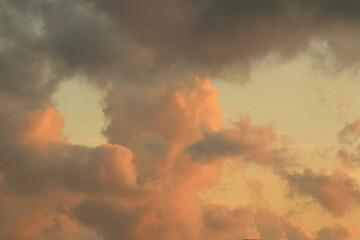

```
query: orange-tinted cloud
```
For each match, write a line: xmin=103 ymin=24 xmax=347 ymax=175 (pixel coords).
xmin=3 ymin=75 xmax=358 ymax=239
xmin=102 ymin=77 xmax=222 ymax=149
xmin=0 ymin=79 xmax=224 ymax=239
xmin=1 ymin=75 xmax=359 ymax=240
xmin=255 ymin=208 xmax=314 ymax=240
xmin=280 ymin=168 xmax=360 ymax=217
xmin=102 ymin=77 xmax=223 ymax=183
xmin=0 ymin=78 xmax=306 ymax=240
xmin=16 ymin=105 xmax=67 ymax=146
xmin=201 ymin=203 xmax=257 ymax=240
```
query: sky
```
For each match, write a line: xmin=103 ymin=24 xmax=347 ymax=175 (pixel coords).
xmin=2 ymin=0 xmax=360 ymax=240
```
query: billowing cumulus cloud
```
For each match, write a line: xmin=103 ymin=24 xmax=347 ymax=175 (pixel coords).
xmin=16 ymin=105 xmax=67 ymax=146
xmin=0 ymin=79 xmax=237 ymax=239
xmin=0 ymin=104 xmax=137 ymax=196
xmin=100 ymin=77 xmax=223 ymax=185
xmin=1 ymin=78 xmax=352 ymax=240
xmin=102 ymin=77 xmax=222 ymax=150
xmin=280 ymin=169 xmax=360 ymax=217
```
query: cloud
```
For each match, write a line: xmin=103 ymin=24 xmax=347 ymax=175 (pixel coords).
xmin=316 ymin=223 xmax=354 ymax=240
xmin=0 ymin=197 xmax=101 ymax=240
xmin=72 ymin=200 xmax=140 ymax=240
xmin=0 ymin=144 xmax=138 ymax=197
xmin=102 ymin=76 xmax=222 ymax=151
xmin=0 ymin=104 xmax=138 ymax=196
xmin=338 ymin=118 xmax=360 ymax=144
xmin=336 ymin=146 xmax=360 ymax=168
xmin=201 ymin=203 xmax=257 ymax=240
xmin=337 ymin=148 xmax=354 ymax=167
xmin=2 ymin=1 xmax=360 ymax=239
xmin=92 ymin=0 xmax=360 ymax=74
xmin=336 ymin=119 xmax=360 ymax=167
xmin=3 ymin=80 xmax=349 ymax=239
xmin=255 ymin=208 xmax=314 ymax=240
xmin=0 ymin=81 xmax=315 ymax=240
xmin=279 ymin=168 xmax=360 ymax=217
xmin=0 ymin=104 xmax=138 ymax=239
xmin=16 ymin=105 xmax=67 ymax=146
xmin=186 ymin=113 xmax=293 ymax=167
xmin=0 ymin=82 xmax=222 ymax=239
xmin=3 ymin=0 xmax=360 ymax=110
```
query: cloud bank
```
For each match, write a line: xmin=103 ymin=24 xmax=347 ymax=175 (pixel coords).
xmin=1 ymin=0 xmax=360 ymax=239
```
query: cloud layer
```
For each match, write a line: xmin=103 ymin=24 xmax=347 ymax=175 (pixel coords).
xmin=1 ymin=0 xmax=360 ymax=239
xmin=3 ymin=0 xmax=360 ymax=108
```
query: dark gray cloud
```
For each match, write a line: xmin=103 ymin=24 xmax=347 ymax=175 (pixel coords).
xmin=2 ymin=0 xmax=360 ymax=108
xmin=186 ymin=114 xmax=292 ymax=167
